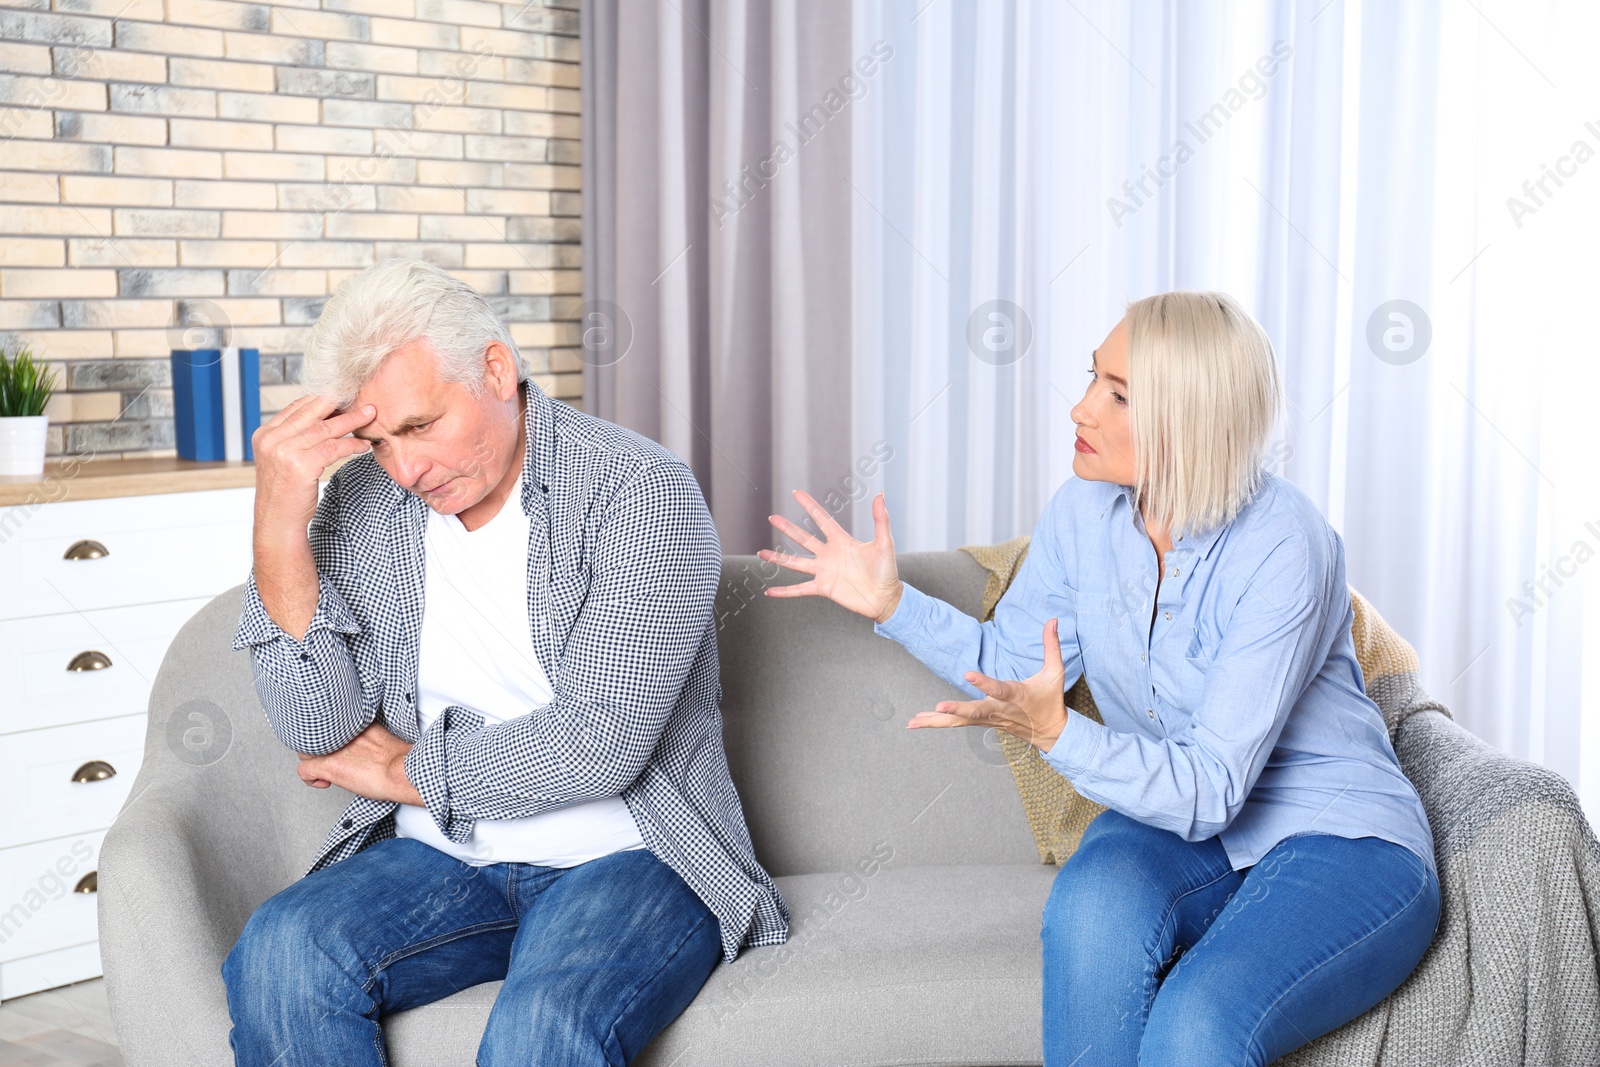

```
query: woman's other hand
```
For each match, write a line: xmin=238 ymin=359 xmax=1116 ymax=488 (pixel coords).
xmin=759 ymin=490 xmax=903 ymax=623
xmin=907 ymin=619 xmax=1071 ymax=754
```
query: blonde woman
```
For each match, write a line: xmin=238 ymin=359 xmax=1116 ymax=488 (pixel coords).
xmin=759 ymin=292 xmax=1439 ymax=1066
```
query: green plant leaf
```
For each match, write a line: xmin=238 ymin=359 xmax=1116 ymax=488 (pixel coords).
xmin=0 ymin=341 xmax=59 ymax=418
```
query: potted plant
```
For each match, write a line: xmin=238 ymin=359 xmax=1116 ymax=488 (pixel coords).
xmin=0 ymin=342 xmax=59 ymax=476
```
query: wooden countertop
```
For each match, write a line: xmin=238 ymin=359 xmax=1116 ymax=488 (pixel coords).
xmin=0 ymin=454 xmax=355 ymax=506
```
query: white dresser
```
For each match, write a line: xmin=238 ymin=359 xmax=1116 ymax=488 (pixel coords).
xmin=0 ymin=463 xmax=262 ymax=1000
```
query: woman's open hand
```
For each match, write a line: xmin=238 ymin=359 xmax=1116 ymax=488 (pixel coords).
xmin=759 ymin=490 xmax=903 ymax=623
xmin=907 ymin=619 xmax=1071 ymax=754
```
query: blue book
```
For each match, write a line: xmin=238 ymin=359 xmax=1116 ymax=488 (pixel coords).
xmin=171 ymin=348 xmax=224 ymax=461
xmin=172 ymin=347 xmax=262 ymax=461
xmin=239 ymin=348 xmax=260 ymax=460
xmin=222 ymin=347 xmax=261 ymax=462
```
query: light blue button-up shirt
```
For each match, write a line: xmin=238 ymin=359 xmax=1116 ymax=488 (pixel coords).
xmin=875 ymin=469 xmax=1436 ymax=878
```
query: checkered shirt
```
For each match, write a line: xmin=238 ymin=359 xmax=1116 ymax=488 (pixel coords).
xmin=232 ymin=376 xmax=791 ymax=963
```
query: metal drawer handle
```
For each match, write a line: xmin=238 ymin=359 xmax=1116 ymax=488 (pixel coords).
xmin=63 ymin=539 xmax=110 ymax=560
xmin=71 ymin=760 xmax=117 ymax=783
xmin=75 ymin=871 xmax=97 ymax=894
xmin=67 ymin=650 xmax=113 ymax=672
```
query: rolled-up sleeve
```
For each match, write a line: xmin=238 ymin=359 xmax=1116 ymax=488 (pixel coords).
xmin=1042 ymin=537 xmax=1327 ymax=842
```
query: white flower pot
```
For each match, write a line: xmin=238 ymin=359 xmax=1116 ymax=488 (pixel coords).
xmin=0 ymin=414 xmax=49 ymax=476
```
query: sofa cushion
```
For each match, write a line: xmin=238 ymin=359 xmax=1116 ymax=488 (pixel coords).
xmin=716 ymin=552 xmax=1040 ymax=878
xmin=382 ymin=863 xmax=1058 ymax=1066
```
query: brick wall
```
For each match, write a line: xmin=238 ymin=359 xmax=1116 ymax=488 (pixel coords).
xmin=0 ymin=0 xmax=582 ymax=460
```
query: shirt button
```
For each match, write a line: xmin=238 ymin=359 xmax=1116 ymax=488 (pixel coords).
xmin=299 ymin=652 xmax=309 ymax=662
xmin=1147 ymin=708 xmax=1155 ymax=719
xmin=1140 ymin=652 xmax=1146 ymax=662
xmin=1169 ymin=566 xmax=1179 ymax=577
xmin=341 ymin=818 xmax=353 ymax=829
xmin=1163 ymin=610 xmax=1172 ymax=621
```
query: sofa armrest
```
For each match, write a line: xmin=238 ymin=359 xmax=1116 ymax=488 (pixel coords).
xmin=99 ymin=585 xmax=364 ymax=1067
xmin=1355 ymin=709 xmax=1600 ymax=1067
xmin=1395 ymin=709 xmax=1600 ymax=863
xmin=99 ymin=774 xmax=250 ymax=1067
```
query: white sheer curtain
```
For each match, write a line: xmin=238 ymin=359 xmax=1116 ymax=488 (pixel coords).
xmin=849 ymin=0 xmax=1600 ymax=824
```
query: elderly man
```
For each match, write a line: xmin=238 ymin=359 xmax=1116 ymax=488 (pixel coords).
xmin=222 ymin=258 xmax=789 ymax=1067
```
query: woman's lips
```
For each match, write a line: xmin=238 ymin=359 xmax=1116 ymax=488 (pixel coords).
xmin=1074 ymin=434 xmax=1097 ymax=455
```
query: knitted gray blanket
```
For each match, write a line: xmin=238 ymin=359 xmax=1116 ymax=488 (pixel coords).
xmin=1281 ymin=699 xmax=1600 ymax=1065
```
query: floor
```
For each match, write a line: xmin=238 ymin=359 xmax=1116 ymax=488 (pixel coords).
xmin=0 ymin=979 xmax=123 ymax=1066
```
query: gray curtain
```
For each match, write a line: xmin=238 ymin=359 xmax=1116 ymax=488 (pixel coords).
xmin=581 ymin=0 xmax=855 ymax=554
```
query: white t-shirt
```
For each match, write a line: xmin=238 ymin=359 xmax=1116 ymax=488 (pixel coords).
xmin=392 ymin=463 xmax=647 ymax=867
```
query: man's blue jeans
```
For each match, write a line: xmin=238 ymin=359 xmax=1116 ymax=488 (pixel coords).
xmin=220 ymin=836 xmax=722 ymax=1066
xmin=1041 ymin=809 xmax=1441 ymax=1066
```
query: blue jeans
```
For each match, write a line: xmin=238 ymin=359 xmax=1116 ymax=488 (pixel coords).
xmin=220 ymin=836 xmax=722 ymax=1067
xmin=1041 ymin=809 xmax=1440 ymax=1066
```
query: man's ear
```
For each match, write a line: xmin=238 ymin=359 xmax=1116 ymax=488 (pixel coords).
xmin=485 ymin=341 xmax=521 ymax=400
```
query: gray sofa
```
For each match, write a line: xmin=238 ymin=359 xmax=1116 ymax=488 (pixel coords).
xmin=95 ymin=551 xmax=1600 ymax=1065
xmin=100 ymin=552 xmax=1055 ymax=1066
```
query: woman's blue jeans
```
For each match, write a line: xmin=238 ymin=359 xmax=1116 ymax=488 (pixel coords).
xmin=1041 ymin=809 xmax=1441 ymax=1066
xmin=220 ymin=836 xmax=722 ymax=1067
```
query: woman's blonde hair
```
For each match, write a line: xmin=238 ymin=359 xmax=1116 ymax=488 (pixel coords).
xmin=1124 ymin=290 xmax=1283 ymax=541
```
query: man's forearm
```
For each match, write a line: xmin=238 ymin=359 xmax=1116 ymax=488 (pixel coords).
xmin=235 ymin=533 xmax=370 ymax=754
xmin=254 ymin=527 xmax=320 ymax=644
xmin=296 ymin=721 xmax=425 ymax=805
xmin=233 ymin=468 xmax=371 ymax=758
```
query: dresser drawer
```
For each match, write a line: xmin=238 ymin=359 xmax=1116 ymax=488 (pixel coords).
xmin=0 ymin=715 xmax=146 ymax=850
xmin=0 ymin=941 xmax=103 ymax=1001
xmin=0 ymin=598 xmax=214 ymax=735
xmin=0 ymin=487 xmax=255 ymax=620
xmin=0 ymin=829 xmax=105 ymax=966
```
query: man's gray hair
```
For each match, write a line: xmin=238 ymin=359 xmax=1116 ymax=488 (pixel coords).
xmin=300 ymin=258 xmax=534 ymax=408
